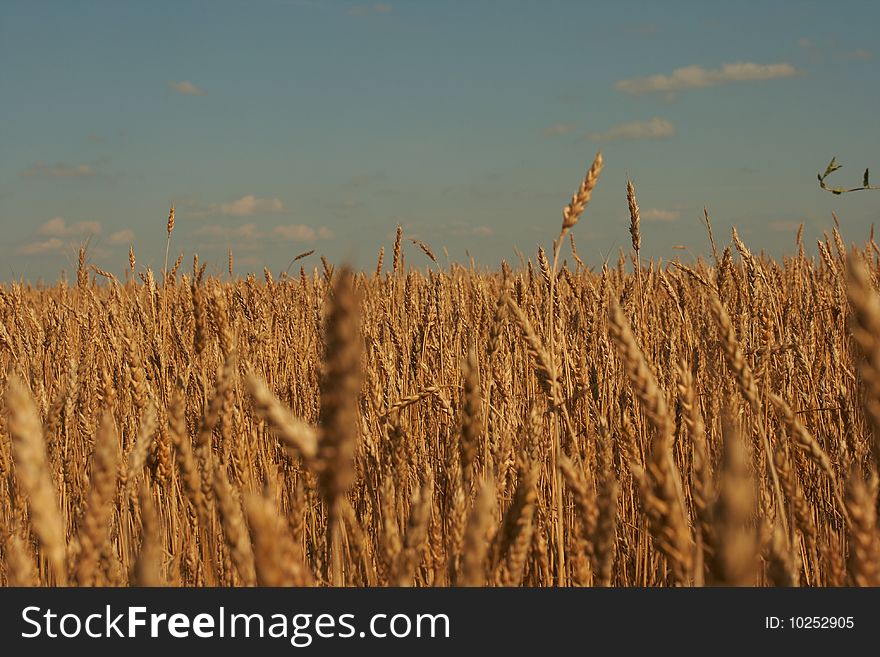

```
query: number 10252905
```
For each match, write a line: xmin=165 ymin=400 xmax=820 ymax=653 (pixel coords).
xmin=765 ymin=616 xmax=854 ymax=629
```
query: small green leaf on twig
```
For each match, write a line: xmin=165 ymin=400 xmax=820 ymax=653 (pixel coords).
xmin=818 ymin=158 xmax=875 ymax=194
xmin=823 ymin=157 xmax=841 ymax=178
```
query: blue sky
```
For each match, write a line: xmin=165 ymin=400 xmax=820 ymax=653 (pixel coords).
xmin=1 ymin=0 xmax=878 ymax=281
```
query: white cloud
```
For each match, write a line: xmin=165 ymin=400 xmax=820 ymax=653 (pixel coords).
xmin=346 ymin=3 xmax=392 ymax=15
xmin=273 ymin=225 xmax=315 ymax=241
xmin=195 ymin=222 xmax=332 ymax=243
xmin=273 ymin=225 xmax=335 ymax=241
xmin=17 ymin=217 xmax=103 ymax=255
xmin=22 ymin=162 xmax=96 ymax=178
xmin=188 ymin=195 xmax=287 ymax=218
xmin=615 ymin=62 xmax=798 ymax=94
xmin=107 ymin=229 xmax=135 ymax=245
xmin=543 ymin=123 xmax=575 ymax=137
xmin=197 ymin=223 xmax=263 ymax=240
xmin=219 ymin=195 xmax=285 ymax=217
xmin=169 ymin=80 xmax=206 ymax=96
xmin=17 ymin=238 xmax=66 ymax=256
xmin=643 ymin=208 xmax=680 ymax=222
xmin=588 ymin=118 xmax=675 ymax=142
xmin=38 ymin=217 xmax=101 ymax=237
xmin=38 ymin=217 xmax=70 ymax=236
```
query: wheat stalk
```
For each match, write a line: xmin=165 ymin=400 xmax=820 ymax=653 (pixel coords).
xmin=7 ymin=374 xmax=68 ymax=585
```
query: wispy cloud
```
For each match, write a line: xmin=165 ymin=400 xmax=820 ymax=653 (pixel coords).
xmin=16 ymin=217 xmax=102 ymax=255
xmin=799 ymin=37 xmax=872 ymax=62
xmin=642 ymin=208 xmax=680 ymax=222
xmin=197 ymin=223 xmax=264 ymax=240
xmin=21 ymin=162 xmax=96 ymax=178
xmin=196 ymin=223 xmax=334 ymax=242
xmin=615 ymin=62 xmax=798 ymax=95
xmin=107 ymin=229 xmax=135 ymax=245
xmin=169 ymin=80 xmax=206 ymax=96
xmin=587 ymin=118 xmax=675 ymax=142
xmin=273 ymin=225 xmax=335 ymax=241
xmin=769 ymin=221 xmax=801 ymax=233
xmin=346 ymin=3 xmax=392 ymax=16
xmin=837 ymin=48 xmax=872 ymax=61
xmin=543 ymin=123 xmax=575 ymax=137
xmin=188 ymin=195 xmax=286 ymax=218
xmin=17 ymin=238 xmax=66 ymax=256
xmin=220 ymin=195 xmax=284 ymax=217
xmin=38 ymin=217 xmax=102 ymax=237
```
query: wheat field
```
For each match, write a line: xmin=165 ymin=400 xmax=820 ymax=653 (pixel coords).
xmin=1 ymin=154 xmax=879 ymax=587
